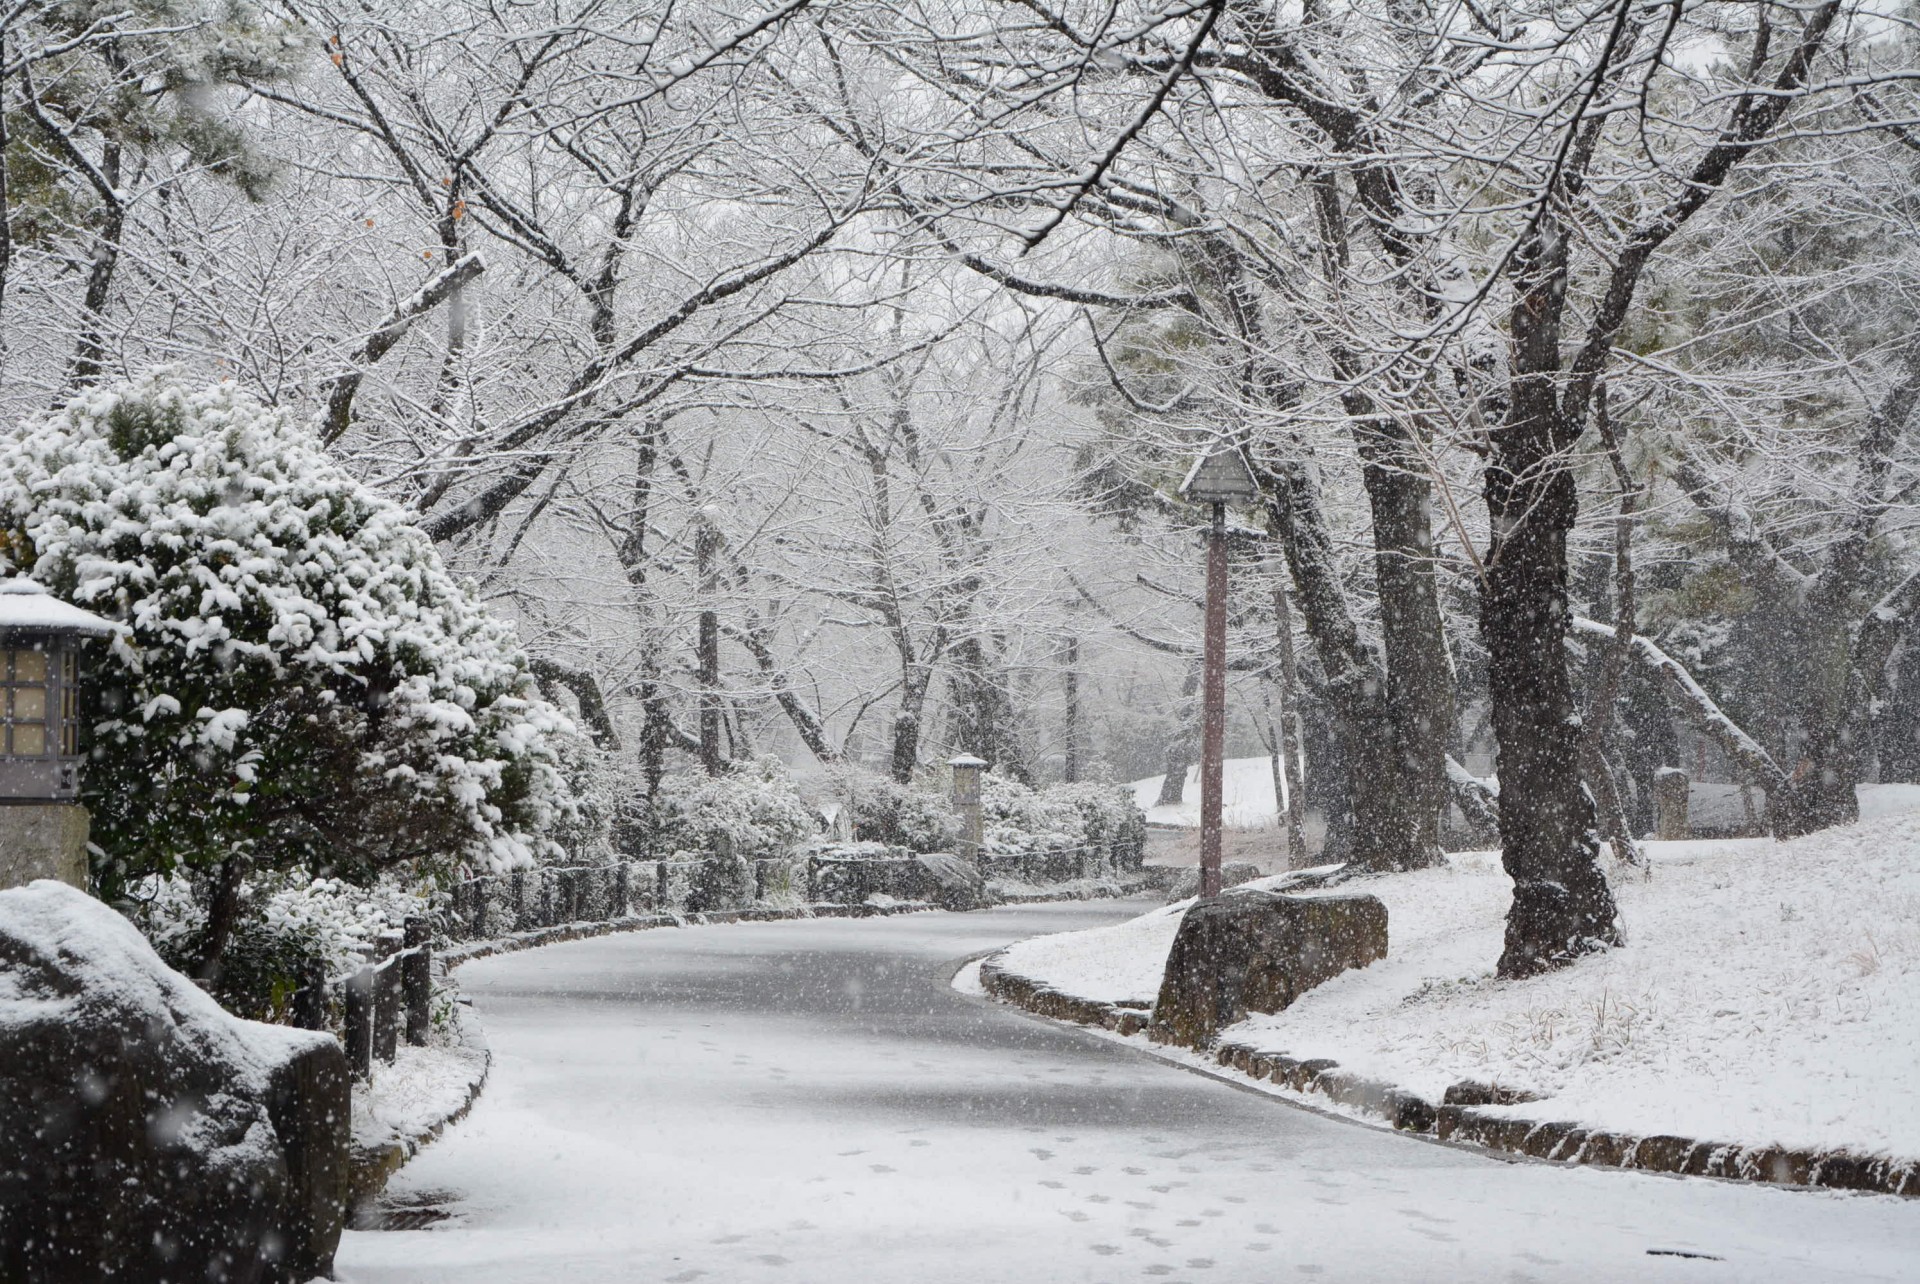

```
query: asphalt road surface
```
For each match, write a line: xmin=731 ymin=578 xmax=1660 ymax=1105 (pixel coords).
xmin=333 ymin=901 xmax=1920 ymax=1283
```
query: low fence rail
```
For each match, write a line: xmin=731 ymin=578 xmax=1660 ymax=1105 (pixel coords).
xmin=288 ymin=915 xmax=434 ymax=1081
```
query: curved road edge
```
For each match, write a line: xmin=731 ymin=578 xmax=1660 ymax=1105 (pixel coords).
xmin=968 ymin=948 xmax=1920 ymax=1201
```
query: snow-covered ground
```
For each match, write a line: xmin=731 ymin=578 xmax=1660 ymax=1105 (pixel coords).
xmin=1129 ymin=756 xmax=1282 ymax=828
xmin=335 ymin=905 xmax=1920 ymax=1282
xmin=1129 ymin=767 xmax=1920 ymax=838
xmin=351 ymin=1005 xmax=490 ymax=1165
xmin=993 ymin=813 xmax=1920 ymax=1161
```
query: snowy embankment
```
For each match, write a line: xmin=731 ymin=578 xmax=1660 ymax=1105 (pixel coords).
xmin=349 ymin=1001 xmax=490 ymax=1209
xmin=1130 ymin=756 xmax=1281 ymax=828
xmin=991 ymin=813 xmax=1920 ymax=1163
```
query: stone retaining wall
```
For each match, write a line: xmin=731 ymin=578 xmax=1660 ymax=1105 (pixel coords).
xmin=978 ymin=953 xmax=1920 ymax=1200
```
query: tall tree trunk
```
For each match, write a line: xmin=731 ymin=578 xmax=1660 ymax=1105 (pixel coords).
xmin=1062 ymin=634 xmax=1081 ymax=783
xmin=695 ymin=519 xmax=723 ymax=775
xmin=1262 ymin=459 xmax=1434 ymax=870
xmin=1356 ymin=424 xmax=1453 ymax=866
xmin=1156 ymin=664 xmax=1200 ymax=806
xmin=890 ymin=667 xmax=930 ymax=784
xmin=1484 ymin=224 xmax=1622 ymax=972
xmin=68 ymin=141 xmax=124 ymax=387
xmin=1877 ymin=637 xmax=1920 ymax=782
xmin=1270 ymin=573 xmax=1309 ymax=864
xmin=193 ymin=856 xmax=249 ymax=983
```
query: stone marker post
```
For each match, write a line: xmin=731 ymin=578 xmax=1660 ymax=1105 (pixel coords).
xmin=1654 ymin=768 xmax=1690 ymax=841
xmin=950 ymin=754 xmax=986 ymax=864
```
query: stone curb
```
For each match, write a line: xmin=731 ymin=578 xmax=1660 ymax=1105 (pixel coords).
xmin=977 ymin=953 xmax=1920 ymax=1200
xmin=346 ymin=1005 xmax=492 ymax=1212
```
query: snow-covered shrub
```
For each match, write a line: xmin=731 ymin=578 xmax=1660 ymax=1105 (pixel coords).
xmin=650 ymin=756 xmax=820 ymax=859
xmin=123 ymin=870 xmax=432 ymax=1020
xmin=981 ymin=773 xmax=1087 ymax=854
xmin=1049 ymin=781 xmax=1149 ymax=867
xmin=979 ymin=774 xmax=1145 ymax=861
xmin=0 ymin=372 xmax=575 ymax=899
xmin=832 ymin=769 xmax=960 ymax=853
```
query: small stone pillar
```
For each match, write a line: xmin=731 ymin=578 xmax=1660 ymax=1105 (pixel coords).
xmin=0 ymin=803 xmax=89 ymax=889
xmin=1654 ymin=767 xmax=1690 ymax=841
xmin=949 ymin=754 xmax=986 ymax=863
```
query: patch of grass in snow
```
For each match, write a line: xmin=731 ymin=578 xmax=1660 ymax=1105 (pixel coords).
xmin=1430 ymin=986 xmax=1661 ymax=1078
xmin=1399 ymin=972 xmax=1495 ymax=1007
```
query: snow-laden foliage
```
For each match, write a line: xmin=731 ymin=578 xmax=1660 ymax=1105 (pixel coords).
xmin=650 ymin=756 xmax=821 ymax=860
xmin=123 ymin=869 xmax=431 ymax=1019
xmin=0 ymin=372 xmax=575 ymax=894
xmin=980 ymin=774 xmax=1147 ymax=858
xmin=981 ymin=773 xmax=1084 ymax=854
xmin=832 ymin=769 xmax=961 ymax=854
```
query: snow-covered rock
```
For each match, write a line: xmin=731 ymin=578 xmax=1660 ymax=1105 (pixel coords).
xmin=0 ymin=881 xmax=348 ymax=1283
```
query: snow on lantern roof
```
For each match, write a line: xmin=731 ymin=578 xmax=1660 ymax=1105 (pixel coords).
xmin=0 ymin=579 xmax=117 ymax=638
xmin=948 ymin=754 xmax=988 ymax=768
xmin=1179 ymin=442 xmax=1259 ymax=504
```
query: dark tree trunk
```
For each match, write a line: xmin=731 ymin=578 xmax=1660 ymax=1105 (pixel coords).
xmin=1482 ymin=308 xmax=1621 ymax=973
xmin=947 ymin=635 xmax=1028 ymax=781
xmin=890 ymin=665 xmax=932 ymax=784
xmin=1877 ymin=638 xmax=1920 ymax=782
xmin=1156 ymin=665 xmax=1200 ymax=806
xmin=1263 ymin=460 xmax=1436 ymax=871
xmin=193 ymin=857 xmax=249 ymax=983
xmin=1062 ymin=635 xmax=1081 ymax=783
xmin=67 ymin=142 xmax=124 ymax=388
xmin=695 ymin=521 xmax=723 ymax=775
xmin=1356 ymin=423 xmax=1453 ymax=866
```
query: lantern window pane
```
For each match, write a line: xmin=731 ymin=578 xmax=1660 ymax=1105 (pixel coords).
xmin=13 ymin=686 xmax=46 ymax=721
xmin=13 ymin=650 xmax=46 ymax=682
xmin=14 ymin=724 xmax=44 ymax=755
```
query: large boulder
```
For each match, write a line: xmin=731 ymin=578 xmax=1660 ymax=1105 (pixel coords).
xmin=913 ymin=852 xmax=992 ymax=910
xmin=1149 ymin=889 xmax=1388 ymax=1049
xmin=0 ymin=880 xmax=349 ymax=1284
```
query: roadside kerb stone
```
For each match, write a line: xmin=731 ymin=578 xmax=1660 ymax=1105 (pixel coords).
xmin=347 ymin=1005 xmax=491 ymax=1214
xmin=977 ymin=951 xmax=1920 ymax=1200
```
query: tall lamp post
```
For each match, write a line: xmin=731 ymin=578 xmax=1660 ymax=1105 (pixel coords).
xmin=1179 ymin=444 xmax=1259 ymax=898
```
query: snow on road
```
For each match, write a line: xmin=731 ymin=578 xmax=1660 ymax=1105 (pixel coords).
xmin=334 ymin=904 xmax=1920 ymax=1283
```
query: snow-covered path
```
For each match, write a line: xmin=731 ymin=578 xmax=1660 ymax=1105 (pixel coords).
xmin=334 ymin=903 xmax=1920 ymax=1283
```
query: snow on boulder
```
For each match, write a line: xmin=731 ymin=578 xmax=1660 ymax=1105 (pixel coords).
xmin=0 ymin=881 xmax=349 ymax=1284
xmin=1150 ymin=890 xmax=1388 ymax=1049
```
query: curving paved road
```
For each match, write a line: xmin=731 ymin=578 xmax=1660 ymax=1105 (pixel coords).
xmin=334 ymin=901 xmax=1920 ymax=1283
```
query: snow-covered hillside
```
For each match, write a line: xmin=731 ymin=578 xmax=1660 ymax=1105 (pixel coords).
xmin=1129 ymin=756 xmax=1285 ymax=828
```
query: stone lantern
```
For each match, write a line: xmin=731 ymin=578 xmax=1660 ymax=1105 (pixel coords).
xmin=0 ymin=578 xmax=116 ymax=890
xmin=949 ymin=754 xmax=987 ymax=863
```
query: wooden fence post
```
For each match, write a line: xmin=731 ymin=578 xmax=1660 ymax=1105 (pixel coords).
xmin=344 ymin=965 xmax=373 ymax=1080
xmin=614 ymin=862 xmax=630 ymax=918
xmin=403 ymin=915 xmax=432 ymax=1047
xmin=290 ymin=954 xmax=327 ymax=1031
xmin=373 ymin=932 xmax=402 ymax=1063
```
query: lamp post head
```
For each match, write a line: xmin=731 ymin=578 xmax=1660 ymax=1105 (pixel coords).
xmin=0 ymin=579 xmax=115 ymax=803
xmin=1179 ymin=443 xmax=1260 ymax=506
